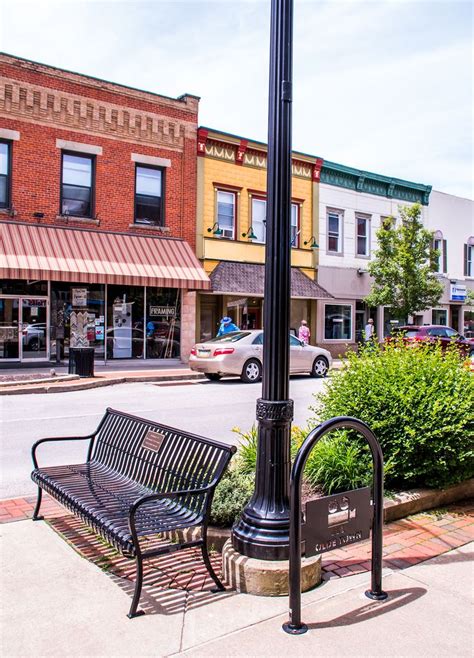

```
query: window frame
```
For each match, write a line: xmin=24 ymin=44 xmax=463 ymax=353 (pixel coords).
xmin=250 ymin=195 xmax=267 ymax=244
xmin=60 ymin=150 xmax=95 ymax=218
xmin=466 ymin=244 xmax=473 ymax=277
xmin=326 ymin=208 xmax=343 ymax=255
xmin=0 ymin=139 xmax=12 ymax=210
xmin=431 ymin=308 xmax=448 ymax=326
xmin=134 ymin=163 xmax=165 ymax=226
xmin=215 ymin=188 xmax=237 ymax=240
xmin=291 ymin=202 xmax=300 ymax=248
xmin=355 ymin=213 xmax=371 ymax=258
xmin=323 ymin=303 xmax=353 ymax=342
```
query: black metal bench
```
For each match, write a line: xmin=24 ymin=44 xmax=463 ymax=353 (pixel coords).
xmin=31 ymin=407 xmax=236 ymax=618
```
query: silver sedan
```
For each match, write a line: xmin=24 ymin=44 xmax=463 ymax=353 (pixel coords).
xmin=189 ymin=330 xmax=332 ymax=383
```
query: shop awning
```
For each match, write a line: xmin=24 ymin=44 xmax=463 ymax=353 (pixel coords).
xmin=0 ymin=221 xmax=210 ymax=290
xmin=210 ymin=261 xmax=333 ymax=299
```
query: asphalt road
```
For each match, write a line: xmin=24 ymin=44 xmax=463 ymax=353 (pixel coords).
xmin=0 ymin=375 xmax=328 ymax=499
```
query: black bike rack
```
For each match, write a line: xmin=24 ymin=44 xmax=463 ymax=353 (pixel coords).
xmin=283 ymin=416 xmax=388 ymax=635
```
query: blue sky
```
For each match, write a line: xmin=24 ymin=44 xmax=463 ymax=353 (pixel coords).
xmin=1 ymin=0 xmax=472 ymax=198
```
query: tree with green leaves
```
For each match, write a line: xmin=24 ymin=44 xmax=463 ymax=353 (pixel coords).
xmin=365 ymin=203 xmax=443 ymax=320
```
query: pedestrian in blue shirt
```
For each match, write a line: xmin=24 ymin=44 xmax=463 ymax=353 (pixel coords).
xmin=217 ymin=316 xmax=239 ymax=336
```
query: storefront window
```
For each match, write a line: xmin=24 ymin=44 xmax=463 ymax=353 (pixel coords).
xmin=432 ymin=309 xmax=447 ymax=326
xmin=463 ymin=310 xmax=474 ymax=339
xmin=324 ymin=304 xmax=352 ymax=340
xmin=383 ymin=308 xmax=407 ymax=337
xmin=51 ymin=283 xmax=105 ymax=359
xmin=146 ymin=289 xmax=181 ymax=358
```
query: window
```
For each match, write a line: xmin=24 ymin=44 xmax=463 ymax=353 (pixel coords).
xmin=251 ymin=197 xmax=266 ymax=243
xmin=0 ymin=140 xmax=11 ymax=209
xmin=432 ymin=309 xmax=447 ymax=326
xmin=356 ymin=214 xmax=370 ymax=256
xmin=445 ymin=327 xmax=460 ymax=339
xmin=433 ymin=237 xmax=447 ymax=273
xmin=217 ymin=190 xmax=236 ymax=239
xmin=291 ymin=203 xmax=299 ymax=247
xmin=324 ymin=304 xmax=352 ymax=340
xmin=135 ymin=165 xmax=163 ymax=225
xmin=427 ymin=327 xmax=447 ymax=338
xmin=327 ymin=210 xmax=342 ymax=253
xmin=61 ymin=152 xmax=94 ymax=217
xmin=249 ymin=198 xmax=299 ymax=245
xmin=464 ymin=244 xmax=473 ymax=277
xmin=290 ymin=334 xmax=302 ymax=346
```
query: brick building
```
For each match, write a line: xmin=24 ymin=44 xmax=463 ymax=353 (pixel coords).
xmin=0 ymin=53 xmax=209 ymax=366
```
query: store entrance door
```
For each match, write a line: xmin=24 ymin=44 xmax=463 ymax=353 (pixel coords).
xmin=20 ymin=298 xmax=49 ymax=361
xmin=0 ymin=298 xmax=20 ymax=361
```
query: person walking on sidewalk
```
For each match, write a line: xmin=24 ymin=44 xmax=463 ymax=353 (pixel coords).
xmin=298 ymin=320 xmax=310 ymax=345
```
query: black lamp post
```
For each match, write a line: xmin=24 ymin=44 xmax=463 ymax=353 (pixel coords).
xmin=232 ymin=0 xmax=294 ymax=561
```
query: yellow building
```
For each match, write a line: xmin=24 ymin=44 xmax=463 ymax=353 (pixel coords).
xmin=195 ymin=127 xmax=332 ymax=342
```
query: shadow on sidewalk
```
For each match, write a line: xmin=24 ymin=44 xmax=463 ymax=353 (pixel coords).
xmin=307 ymin=587 xmax=426 ymax=630
xmin=48 ymin=515 xmax=234 ymax=617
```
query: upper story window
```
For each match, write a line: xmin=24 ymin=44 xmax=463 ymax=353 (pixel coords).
xmin=217 ymin=190 xmax=236 ymax=239
xmin=327 ymin=209 xmax=343 ymax=253
xmin=135 ymin=165 xmax=163 ymax=225
xmin=251 ymin=197 xmax=266 ymax=243
xmin=61 ymin=152 xmax=94 ymax=217
xmin=433 ymin=235 xmax=447 ymax=274
xmin=0 ymin=140 xmax=11 ymax=209
xmin=464 ymin=241 xmax=474 ymax=277
xmin=249 ymin=197 xmax=299 ymax=246
xmin=356 ymin=214 xmax=370 ymax=257
xmin=291 ymin=203 xmax=299 ymax=247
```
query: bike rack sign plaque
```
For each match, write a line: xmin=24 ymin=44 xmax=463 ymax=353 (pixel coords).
xmin=302 ymin=486 xmax=372 ymax=557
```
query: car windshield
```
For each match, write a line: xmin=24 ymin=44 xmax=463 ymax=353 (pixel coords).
xmin=206 ymin=332 xmax=251 ymax=343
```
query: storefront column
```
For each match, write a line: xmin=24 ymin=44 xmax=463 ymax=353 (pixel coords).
xmin=181 ymin=290 xmax=197 ymax=363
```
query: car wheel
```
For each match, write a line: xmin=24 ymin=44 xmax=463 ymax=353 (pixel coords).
xmin=469 ymin=349 xmax=474 ymax=358
xmin=311 ymin=356 xmax=329 ymax=378
xmin=204 ymin=373 xmax=222 ymax=381
xmin=241 ymin=359 xmax=262 ymax=383
xmin=29 ymin=339 xmax=40 ymax=351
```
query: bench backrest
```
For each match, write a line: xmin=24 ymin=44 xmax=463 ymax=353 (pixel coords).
xmin=90 ymin=408 xmax=235 ymax=496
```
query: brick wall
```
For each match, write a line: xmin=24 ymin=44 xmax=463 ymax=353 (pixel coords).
xmin=0 ymin=54 xmax=199 ymax=247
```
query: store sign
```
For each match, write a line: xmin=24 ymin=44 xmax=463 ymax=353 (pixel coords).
xmin=72 ymin=288 xmax=88 ymax=307
xmin=450 ymin=284 xmax=467 ymax=302
xmin=149 ymin=305 xmax=176 ymax=317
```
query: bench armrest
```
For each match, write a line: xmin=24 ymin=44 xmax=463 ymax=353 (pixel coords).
xmin=129 ymin=485 xmax=215 ymax=518
xmin=31 ymin=434 xmax=96 ymax=469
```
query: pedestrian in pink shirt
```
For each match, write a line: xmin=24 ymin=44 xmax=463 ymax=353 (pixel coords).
xmin=298 ymin=320 xmax=310 ymax=345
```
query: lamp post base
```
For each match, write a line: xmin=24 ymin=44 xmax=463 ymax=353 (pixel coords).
xmin=222 ymin=540 xmax=321 ymax=596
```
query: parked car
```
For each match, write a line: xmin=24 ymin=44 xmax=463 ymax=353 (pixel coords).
xmin=388 ymin=325 xmax=474 ymax=357
xmin=189 ymin=330 xmax=333 ymax=382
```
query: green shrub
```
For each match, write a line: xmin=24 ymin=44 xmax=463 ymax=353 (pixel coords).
xmin=310 ymin=340 xmax=474 ymax=489
xmin=304 ymin=432 xmax=373 ymax=494
xmin=210 ymin=467 xmax=254 ymax=527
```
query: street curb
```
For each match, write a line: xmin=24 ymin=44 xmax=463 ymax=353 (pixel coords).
xmin=0 ymin=372 xmax=205 ymax=395
xmin=0 ymin=374 xmax=80 ymax=388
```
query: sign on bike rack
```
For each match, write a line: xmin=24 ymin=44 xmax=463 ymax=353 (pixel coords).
xmin=283 ymin=416 xmax=388 ymax=636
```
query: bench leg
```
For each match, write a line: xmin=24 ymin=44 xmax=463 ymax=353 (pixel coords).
xmin=32 ymin=487 xmax=44 ymax=521
xmin=127 ymin=554 xmax=146 ymax=619
xmin=201 ymin=539 xmax=225 ymax=592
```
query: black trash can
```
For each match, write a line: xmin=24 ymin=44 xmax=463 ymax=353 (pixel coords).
xmin=68 ymin=347 xmax=95 ymax=377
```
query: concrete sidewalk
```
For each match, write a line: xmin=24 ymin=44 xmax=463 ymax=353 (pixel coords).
xmin=1 ymin=517 xmax=472 ymax=657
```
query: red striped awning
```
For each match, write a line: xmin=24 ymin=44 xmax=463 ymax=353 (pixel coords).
xmin=0 ymin=221 xmax=210 ymax=290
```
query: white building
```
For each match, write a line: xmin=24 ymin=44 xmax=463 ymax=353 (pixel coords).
xmin=314 ymin=161 xmax=473 ymax=354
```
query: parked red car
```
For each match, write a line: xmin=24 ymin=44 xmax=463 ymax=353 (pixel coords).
xmin=389 ymin=325 xmax=474 ymax=357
